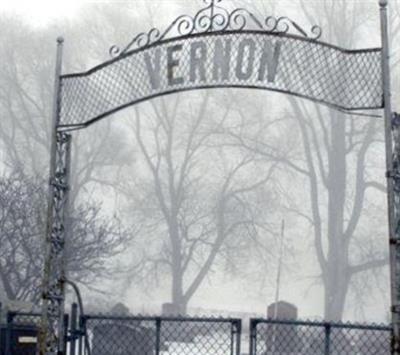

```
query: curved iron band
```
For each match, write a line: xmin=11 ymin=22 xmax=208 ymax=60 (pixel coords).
xmin=62 ymin=30 xmax=382 ymax=79
xmin=59 ymin=30 xmax=383 ymax=130
xmin=57 ymin=85 xmax=383 ymax=131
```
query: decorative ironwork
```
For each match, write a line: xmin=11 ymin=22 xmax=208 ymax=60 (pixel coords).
xmin=39 ymin=132 xmax=71 ymax=355
xmin=390 ymin=113 xmax=400 ymax=342
xmin=40 ymin=0 xmax=396 ymax=354
xmin=60 ymin=32 xmax=382 ymax=128
xmin=109 ymin=0 xmax=322 ymax=57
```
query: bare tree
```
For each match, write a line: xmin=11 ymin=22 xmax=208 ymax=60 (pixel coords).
xmin=230 ymin=0 xmax=389 ymax=321
xmin=0 ymin=172 xmax=129 ymax=305
xmin=120 ymin=91 xmax=278 ymax=314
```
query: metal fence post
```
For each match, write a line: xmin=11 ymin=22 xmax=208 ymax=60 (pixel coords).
xmin=78 ymin=316 xmax=84 ymax=355
xmin=155 ymin=317 xmax=161 ymax=355
xmin=249 ymin=320 xmax=257 ymax=355
xmin=324 ymin=323 xmax=331 ymax=355
xmin=63 ymin=314 xmax=69 ymax=355
xmin=69 ymin=304 xmax=78 ymax=355
xmin=380 ymin=1 xmax=400 ymax=353
xmin=38 ymin=36 xmax=71 ymax=355
xmin=235 ymin=320 xmax=242 ymax=355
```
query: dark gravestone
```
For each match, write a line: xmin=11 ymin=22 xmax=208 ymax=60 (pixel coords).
xmin=265 ymin=301 xmax=300 ymax=354
xmin=91 ymin=323 xmax=154 ymax=355
xmin=267 ymin=301 xmax=298 ymax=320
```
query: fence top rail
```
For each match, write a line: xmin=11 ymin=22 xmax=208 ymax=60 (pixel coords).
xmin=82 ymin=314 xmax=241 ymax=324
xmin=7 ymin=312 xmax=42 ymax=323
xmin=250 ymin=318 xmax=392 ymax=331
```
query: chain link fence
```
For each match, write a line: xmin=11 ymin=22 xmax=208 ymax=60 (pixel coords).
xmin=249 ymin=318 xmax=391 ymax=355
xmin=0 ymin=310 xmax=392 ymax=355
xmin=79 ymin=314 xmax=241 ymax=355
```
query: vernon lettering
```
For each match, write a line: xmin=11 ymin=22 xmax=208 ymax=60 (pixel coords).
xmin=144 ymin=37 xmax=282 ymax=90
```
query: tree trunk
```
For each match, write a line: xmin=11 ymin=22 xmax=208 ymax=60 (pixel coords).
xmin=169 ymin=215 xmax=187 ymax=315
xmin=171 ymin=264 xmax=187 ymax=315
xmin=323 ymin=257 xmax=350 ymax=321
xmin=324 ymin=116 xmax=349 ymax=321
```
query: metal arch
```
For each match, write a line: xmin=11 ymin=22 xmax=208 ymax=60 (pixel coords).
xmin=39 ymin=1 xmax=400 ymax=355
xmin=56 ymin=0 xmax=383 ymax=129
xmin=58 ymin=30 xmax=382 ymax=128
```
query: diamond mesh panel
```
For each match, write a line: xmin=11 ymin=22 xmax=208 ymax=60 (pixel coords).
xmin=59 ymin=32 xmax=382 ymax=127
xmin=252 ymin=319 xmax=391 ymax=355
xmin=161 ymin=319 xmax=234 ymax=355
xmin=9 ymin=313 xmax=41 ymax=327
xmin=83 ymin=317 xmax=156 ymax=355
xmin=82 ymin=315 xmax=239 ymax=355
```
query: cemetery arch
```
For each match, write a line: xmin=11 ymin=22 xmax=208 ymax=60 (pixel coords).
xmin=38 ymin=0 xmax=400 ymax=354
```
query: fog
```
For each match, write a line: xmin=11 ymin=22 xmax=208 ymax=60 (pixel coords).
xmin=0 ymin=0 xmax=399 ymax=324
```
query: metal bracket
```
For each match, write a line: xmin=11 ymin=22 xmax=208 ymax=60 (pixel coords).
xmin=66 ymin=329 xmax=85 ymax=342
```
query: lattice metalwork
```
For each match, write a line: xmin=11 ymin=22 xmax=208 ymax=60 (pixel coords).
xmin=80 ymin=315 xmax=241 ymax=355
xmin=8 ymin=312 xmax=42 ymax=327
xmin=58 ymin=0 xmax=382 ymax=129
xmin=250 ymin=318 xmax=391 ymax=355
xmin=390 ymin=113 xmax=400 ymax=346
xmin=39 ymin=132 xmax=71 ymax=355
xmin=39 ymin=1 xmax=396 ymax=354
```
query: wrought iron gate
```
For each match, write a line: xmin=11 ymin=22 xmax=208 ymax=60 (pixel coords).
xmin=2 ymin=309 xmax=395 ymax=355
xmin=78 ymin=315 xmax=241 ymax=355
xmin=37 ymin=0 xmax=400 ymax=354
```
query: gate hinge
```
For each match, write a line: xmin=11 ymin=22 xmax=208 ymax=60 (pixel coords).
xmin=391 ymin=305 xmax=400 ymax=313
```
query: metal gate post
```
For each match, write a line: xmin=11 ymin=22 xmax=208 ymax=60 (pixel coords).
xmin=38 ymin=36 xmax=72 ymax=355
xmin=380 ymin=1 xmax=400 ymax=354
xmin=155 ymin=318 xmax=161 ymax=355
xmin=234 ymin=320 xmax=242 ymax=355
xmin=249 ymin=320 xmax=257 ymax=355
xmin=324 ymin=323 xmax=331 ymax=355
xmin=69 ymin=303 xmax=78 ymax=355
xmin=38 ymin=130 xmax=72 ymax=355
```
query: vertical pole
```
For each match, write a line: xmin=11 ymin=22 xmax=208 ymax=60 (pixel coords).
xmin=155 ymin=318 xmax=161 ymax=355
xmin=63 ymin=315 xmax=70 ymax=355
xmin=235 ymin=320 xmax=241 ymax=355
xmin=273 ymin=220 xmax=285 ymax=319
xmin=69 ymin=303 xmax=78 ymax=355
xmin=324 ymin=323 xmax=331 ymax=355
xmin=249 ymin=320 xmax=256 ymax=355
xmin=78 ymin=317 xmax=83 ymax=355
xmin=380 ymin=1 xmax=400 ymax=354
xmin=38 ymin=36 xmax=69 ymax=355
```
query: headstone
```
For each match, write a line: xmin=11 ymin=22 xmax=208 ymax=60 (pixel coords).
xmin=267 ymin=301 xmax=297 ymax=320
xmin=265 ymin=301 xmax=299 ymax=354
xmin=92 ymin=323 xmax=153 ymax=355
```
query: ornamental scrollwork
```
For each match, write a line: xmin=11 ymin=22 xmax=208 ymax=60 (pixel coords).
xmin=109 ymin=0 xmax=322 ymax=57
